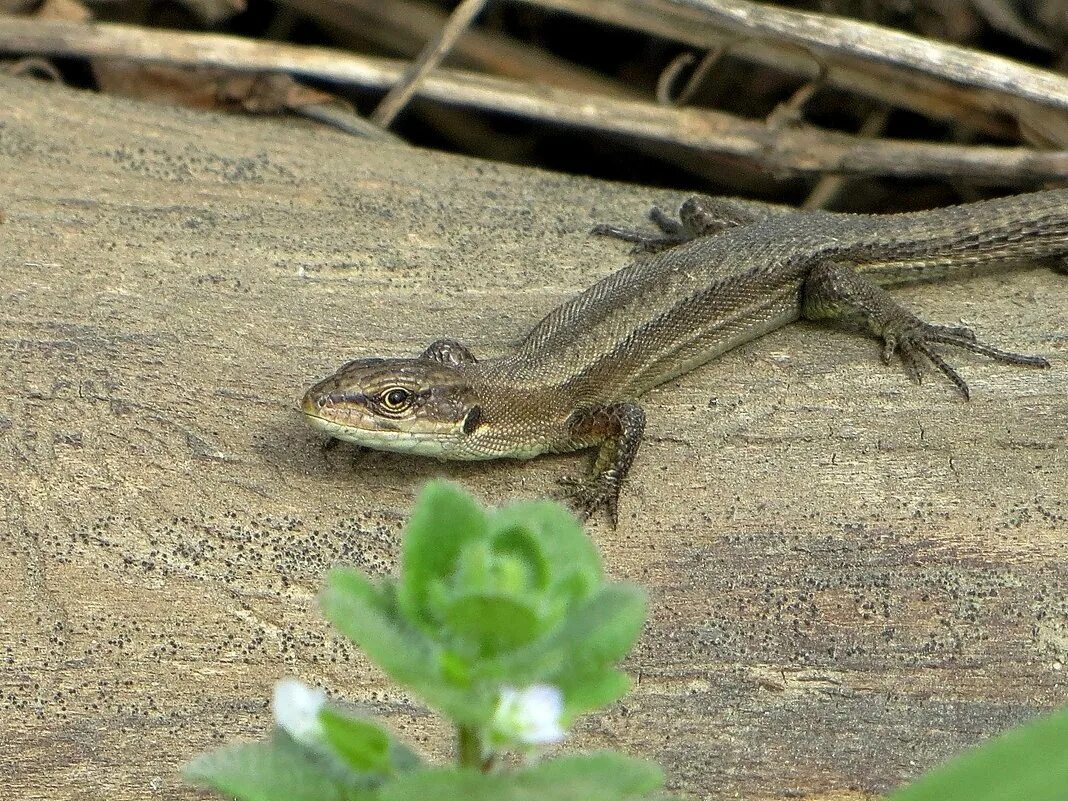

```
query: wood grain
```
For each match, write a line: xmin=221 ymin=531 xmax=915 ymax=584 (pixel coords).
xmin=0 ymin=75 xmax=1065 ymax=801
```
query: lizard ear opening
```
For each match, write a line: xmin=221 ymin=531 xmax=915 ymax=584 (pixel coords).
xmin=422 ymin=338 xmax=478 ymax=367
xmin=462 ymin=405 xmax=482 ymax=434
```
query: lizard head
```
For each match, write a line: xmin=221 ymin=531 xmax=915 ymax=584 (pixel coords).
xmin=301 ymin=340 xmax=484 ymax=458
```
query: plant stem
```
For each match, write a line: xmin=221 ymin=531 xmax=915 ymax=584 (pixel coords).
xmin=458 ymin=725 xmax=483 ymax=769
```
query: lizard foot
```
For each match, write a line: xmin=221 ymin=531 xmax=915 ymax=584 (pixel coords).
xmin=592 ymin=195 xmax=796 ymax=253
xmin=555 ymin=475 xmax=621 ymax=527
xmin=882 ymin=320 xmax=1050 ymax=399
xmin=802 ymin=261 xmax=1052 ymax=400
xmin=591 ymin=207 xmax=690 ymax=253
xmin=559 ymin=402 xmax=643 ymax=527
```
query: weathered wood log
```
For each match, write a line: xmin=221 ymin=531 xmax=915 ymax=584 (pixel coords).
xmin=1 ymin=74 xmax=1065 ymax=800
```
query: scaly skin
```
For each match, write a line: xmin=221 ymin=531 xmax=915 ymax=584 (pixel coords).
xmin=303 ymin=190 xmax=1068 ymax=523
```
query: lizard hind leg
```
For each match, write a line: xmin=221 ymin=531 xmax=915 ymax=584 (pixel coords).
xmin=558 ymin=402 xmax=646 ymax=526
xmin=802 ymin=261 xmax=1050 ymax=399
xmin=591 ymin=195 xmax=795 ymax=253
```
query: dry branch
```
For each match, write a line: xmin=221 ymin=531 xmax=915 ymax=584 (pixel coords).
xmin=524 ymin=0 xmax=1068 ymax=135
xmin=2 ymin=18 xmax=1066 ymax=185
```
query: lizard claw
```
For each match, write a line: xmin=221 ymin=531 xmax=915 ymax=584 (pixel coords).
xmin=803 ymin=261 xmax=1050 ymax=401
xmin=555 ymin=475 xmax=621 ymax=527
xmin=590 ymin=223 xmax=689 ymax=254
xmin=881 ymin=336 xmax=898 ymax=365
xmin=883 ymin=320 xmax=1049 ymax=399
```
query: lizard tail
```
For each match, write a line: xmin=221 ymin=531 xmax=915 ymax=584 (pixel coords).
xmin=851 ymin=188 xmax=1068 ymax=286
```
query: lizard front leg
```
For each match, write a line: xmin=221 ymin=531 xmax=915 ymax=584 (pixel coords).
xmin=592 ymin=195 xmax=797 ymax=252
xmin=560 ymin=403 xmax=646 ymax=525
xmin=802 ymin=261 xmax=1050 ymax=398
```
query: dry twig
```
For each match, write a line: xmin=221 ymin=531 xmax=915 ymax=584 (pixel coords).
xmin=370 ymin=0 xmax=490 ymax=127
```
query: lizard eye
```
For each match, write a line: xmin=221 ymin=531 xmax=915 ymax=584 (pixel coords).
xmin=380 ymin=387 xmax=413 ymax=411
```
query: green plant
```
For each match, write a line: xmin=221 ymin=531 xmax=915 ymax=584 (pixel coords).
xmin=184 ymin=481 xmax=669 ymax=801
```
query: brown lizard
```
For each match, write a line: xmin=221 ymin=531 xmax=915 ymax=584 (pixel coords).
xmin=303 ymin=190 xmax=1067 ymax=522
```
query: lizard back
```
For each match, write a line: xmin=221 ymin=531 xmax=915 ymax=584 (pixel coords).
xmin=489 ymin=190 xmax=1068 ymax=402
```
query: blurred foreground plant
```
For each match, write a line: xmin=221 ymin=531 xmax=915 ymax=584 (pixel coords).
xmin=184 ymin=481 xmax=670 ymax=801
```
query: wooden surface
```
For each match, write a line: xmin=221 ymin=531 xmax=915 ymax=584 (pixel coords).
xmin=1 ymin=75 xmax=1065 ymax=801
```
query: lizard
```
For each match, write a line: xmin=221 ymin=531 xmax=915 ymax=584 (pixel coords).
xmin=302 ymin=189 xmax=1068 ymax=523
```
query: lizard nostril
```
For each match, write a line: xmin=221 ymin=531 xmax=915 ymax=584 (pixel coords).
xmin=300 ymin=391 xmax=320 ymax=415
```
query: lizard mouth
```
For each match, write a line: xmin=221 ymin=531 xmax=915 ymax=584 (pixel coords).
xmin=301 ymin=397 xmax=388 ymax=434
xmin=303 ymin=408 xmax=473 ymax=458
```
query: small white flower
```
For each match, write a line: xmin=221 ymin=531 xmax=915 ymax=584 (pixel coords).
xmin=272 ymin=678 xmax=326 ymax=746
xmin=490 ymin=684 xmax=566 ymax=747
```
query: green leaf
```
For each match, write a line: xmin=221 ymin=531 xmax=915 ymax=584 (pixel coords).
xmin=398 ymin=481 xmax=488 ymax=627
xmin=557 ymin=668 xmax=631 ymax=719
xmin=554 ymin=584 xmax=646 ymax=673
xmin=487 ymin=522 xmax=551 ymax=592
xmin=442 ymin=593 xmax=543 ymax=656
xmin=490 ymin=500 xmax=602 ymax=599
xmin=322 ymin=568 xmax=485 ymax=724
xmin=378 ymin=767 xmax=504 ymax=801
xmin=488 ymin=583 xmax=646 ymax=688
xmin=183 ymin=733 xmax=376 ymax=801
xmin=522 ymin=752 xmax=664 ymax=799
xmin=321 ymin=568 xmax=436 ymax=687
xmin=379 ymin=752 xmax=663 ymax=801
xmin=319 ymin=708 xmax=391 ymax=774
xmin=889 ymin=706 xmax=1068 ymax=801
xmin=319 ymin=706 xmax=423 ymax=776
